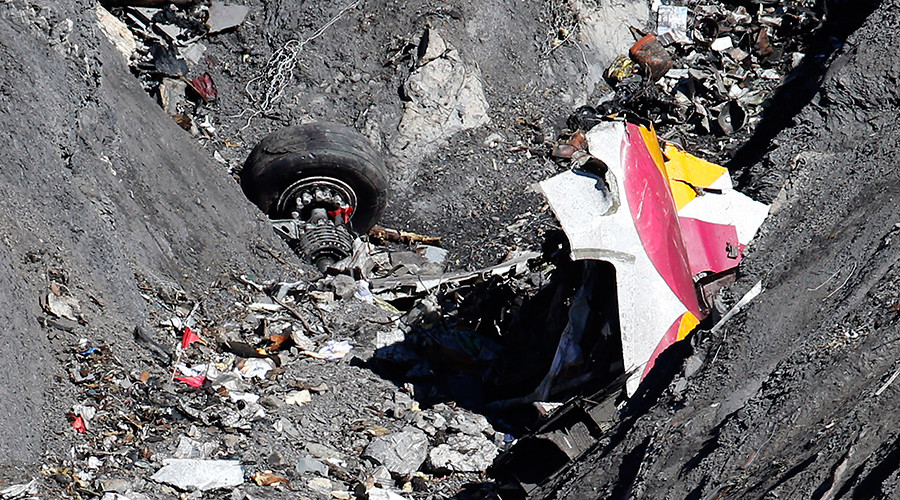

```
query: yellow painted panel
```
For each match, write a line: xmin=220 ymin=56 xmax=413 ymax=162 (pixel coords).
xmin=638 ymin=124 xmax=667 ymax=176
xmin=676 ymin=312 xmax=700 ymax=341
xmin=663 ymin=144 xmax=729 ymax=211
xmin=633 ymin=124 xmax=728 ymax=211
xmin=669 ymin=179 xmax=697 ymax=210
xmin=663 ymin=144 xmax=728 ymax=190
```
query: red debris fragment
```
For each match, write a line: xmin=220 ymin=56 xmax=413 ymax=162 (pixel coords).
xmin=70 ymin=414 xmax=87 ymax=433
xmin=181 ymin=326 xmax=202 ymax=349
xmin=328 ymin=206 xmax=354 ymax=224
xmin=174 ymin=376 xmax=206 ymax=387
xmin=190 ymin=72 xmax=217 ymax=102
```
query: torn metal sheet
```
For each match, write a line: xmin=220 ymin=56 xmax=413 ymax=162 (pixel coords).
xmin=536 ymin=120 xmax=768 ymax=395
xmin=370 ymin=251 xmax=539 ymax=296
xmin=206 ymin=3 xmax=250 ymax=34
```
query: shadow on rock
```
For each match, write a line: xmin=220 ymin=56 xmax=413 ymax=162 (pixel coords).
xmin=364 ymin=234 xmax=625 ymax=435
xmin=727 ymin=0 xmax=882 ymax=186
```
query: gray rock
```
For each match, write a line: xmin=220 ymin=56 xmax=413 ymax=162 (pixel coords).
xmin=363 ymin=428 xmax=429 ymax=476
xmin=393 ymin=391 xmax=414 ymax=411
xmin=306 ymin=442 xmax=344 ymax=461
xmin=684 ymin=354 xmax=704 ymax=378
xmin=258 ymin=395 xmax=284 ymax=409
xmin=307 ymin=477 xmax=332 ymax=494
xmin=427 ymin=434 xmax=498 ymax=472
xmin=296 ymin=456 xmax=329 ymax=476
xmin=267 ymin=451 xmax=287 ymax=468
xmin=328 ymin=275 xmax=358 ymax=301
xmin=206 ymin=3 xmax=249 ymax=33
xmin=393 ymin=30 xmax=490 ymax=173
xmin=150 ymin=459 xmax=243 ymax=491
xmin=100 ymin=479 xmax=130 ymax=493
xmin=174 ymin=436 xmax=217 ymax=460
xmin=370 ymin=465 xmax=392 ymax=488
xmin=447 ymin=411 xmax=491 ymax=436
xmin=571 ymin=0 xmax=649 ymax=93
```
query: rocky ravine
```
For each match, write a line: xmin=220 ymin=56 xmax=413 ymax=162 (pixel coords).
xmin=3 ymin=0 xmax=898 ymax=499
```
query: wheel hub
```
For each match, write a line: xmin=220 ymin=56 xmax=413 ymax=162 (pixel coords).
xmin=275 ymin=176 xmax=357 ymax=220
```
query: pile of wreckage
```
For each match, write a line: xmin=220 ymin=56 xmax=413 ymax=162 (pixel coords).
xmin=34 ymin=110 xmax=771 ymax=495
xmin=38 ymin=266 xmax=518 ymax=499
xmin=596 ymin=0 xmax=822 ymax=145
xmin=95 ymin=0 xmax=248 ymax=136
xmin=249 ymin=112 xmax=772 ymax=497
xmin=92 ymin=0 xmax=826 ymax=150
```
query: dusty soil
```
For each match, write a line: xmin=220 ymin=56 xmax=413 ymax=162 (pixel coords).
xmin=0 ymin=0 xmax=287 ymax=472
xmin=2 ymin=0 xmax=898 ymax=498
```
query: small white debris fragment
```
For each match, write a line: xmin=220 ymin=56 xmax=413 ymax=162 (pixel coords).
xmin=533 ymin=401 xmax=563 ymax=416
xmin=302 ymin=340 xmax=353 ymax=361
xmin=239 ymin=358 xmax=275 ymax=379
xmin=355 ymin=280 xmax=375 ymax=303
xmin=248 ymin=302 xmax=283 ymax=312
xmin=46 ymin=293 xmax=80 ymax=321
xmin=285 ymin=390 xmax=312 ymax=406
xmin=711 ymin=37 xmax=733 ymax=52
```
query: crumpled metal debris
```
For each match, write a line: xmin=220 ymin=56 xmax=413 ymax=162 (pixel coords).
xmin=538 ymin=118 xmax=769 ymax=396
xmin=174 ymin=436 xmax=217 ymax=459
xmin=599 ymin=1 xmax=823 ymax=138
xmin=629 ymin=33 xmax=672 ymax=82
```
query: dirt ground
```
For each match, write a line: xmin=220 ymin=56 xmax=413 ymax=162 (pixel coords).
xmin=1 ymin=0 xmax=899 ymax=498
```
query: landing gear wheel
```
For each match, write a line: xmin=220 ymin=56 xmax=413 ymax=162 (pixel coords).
xmin=240 ymin=122 xmax=389 ymax=233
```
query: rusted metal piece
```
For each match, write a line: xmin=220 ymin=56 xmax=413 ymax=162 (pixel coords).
xmin=551 ymin=130 xmax=588 ymax=159
xmin=629 ymin=34 xmax=673 ymax=82
xmin=369 ymin=225 xmax=442 ymax=246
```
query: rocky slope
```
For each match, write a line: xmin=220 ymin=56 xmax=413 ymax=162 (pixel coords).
xmin=2 ymin=0 xmax=896 ymax=498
